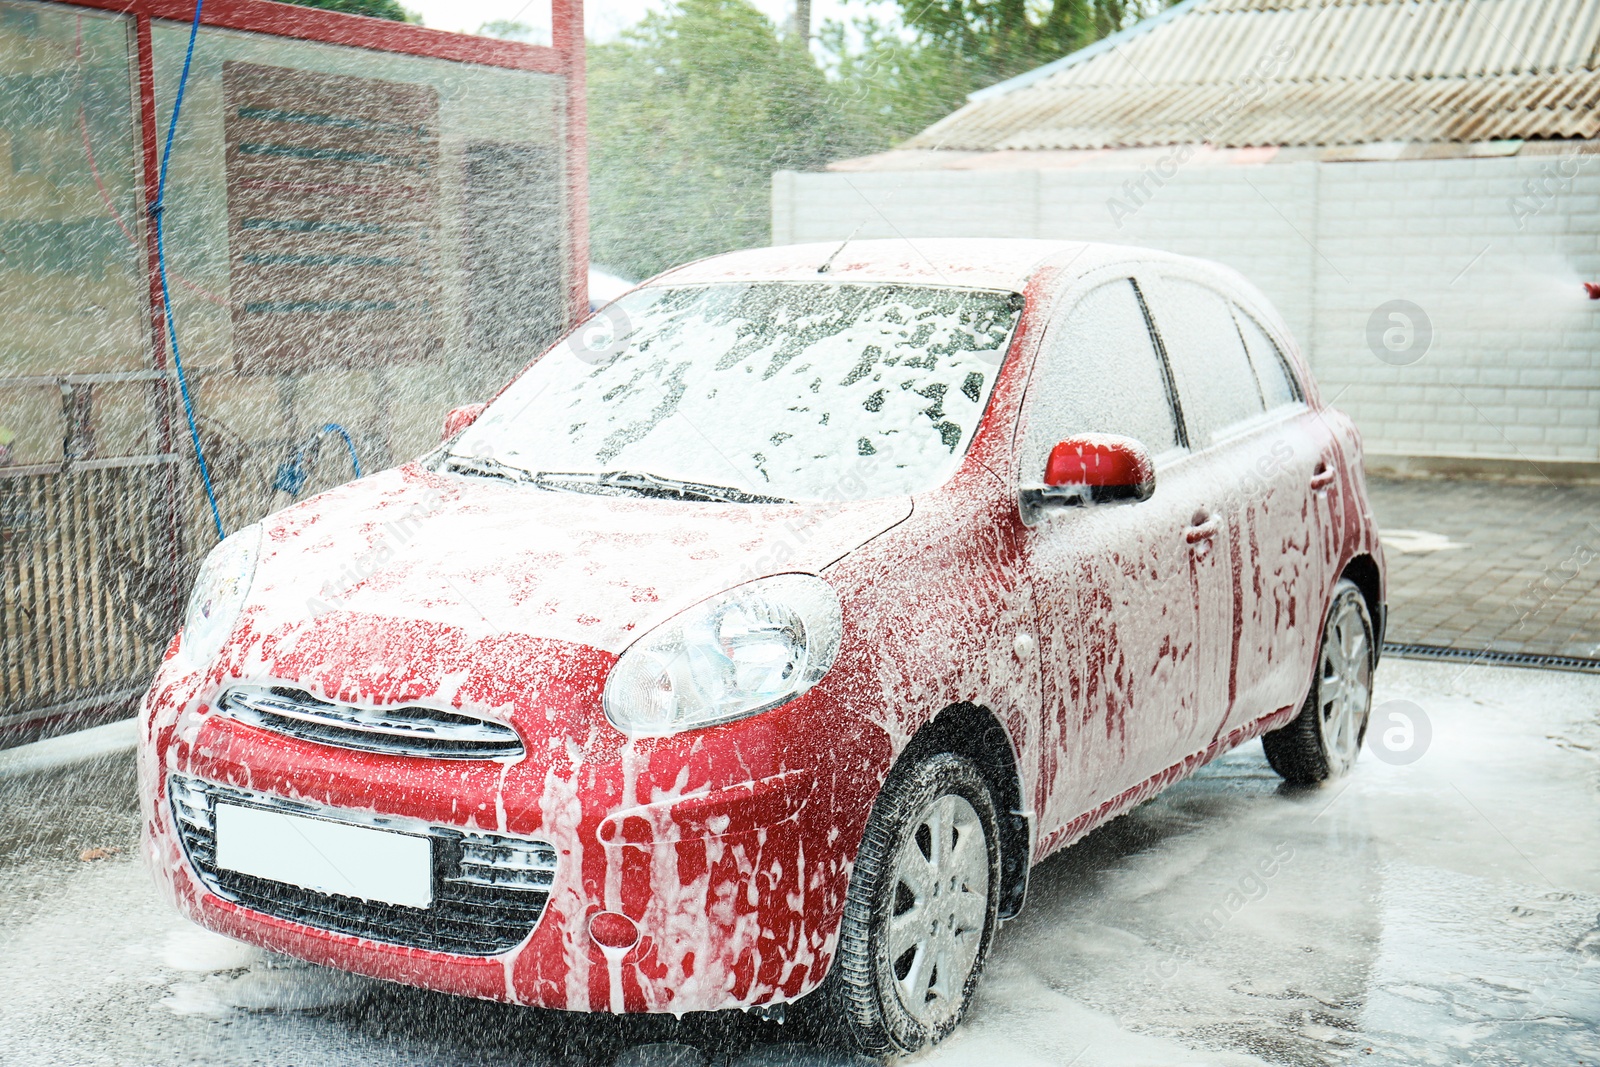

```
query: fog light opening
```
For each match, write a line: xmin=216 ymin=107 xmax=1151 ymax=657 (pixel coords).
xmin=588 ymin=910 xmax=640 ymax=951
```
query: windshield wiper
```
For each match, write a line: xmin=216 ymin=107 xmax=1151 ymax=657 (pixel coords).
xmin=441 ymin=454 xmax=537 ymax=484
xmin=443 ymin=456 xmax=791 ymax=504
xmin=531 ymin=470 xmax=794 ymax=505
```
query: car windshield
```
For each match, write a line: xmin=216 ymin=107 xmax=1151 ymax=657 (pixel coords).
xmin=448 ymin=282 xmax=1025 ymax=502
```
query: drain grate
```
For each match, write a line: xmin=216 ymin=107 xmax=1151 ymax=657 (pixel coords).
xmin=1383 ymin=642 xmax=1600 ymax=674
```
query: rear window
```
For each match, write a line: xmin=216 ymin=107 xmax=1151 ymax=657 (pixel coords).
xmin=454 ymin=282 xmax=1025 ymax=501
xmin=1233 ymin=306 xmax=1300 ymax=409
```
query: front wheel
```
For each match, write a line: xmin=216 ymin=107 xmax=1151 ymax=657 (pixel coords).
xmin=1263 ymin=578 xmax=1375 ymax=784
xmin=817 ymin=752 xmax=1002 ymax=1055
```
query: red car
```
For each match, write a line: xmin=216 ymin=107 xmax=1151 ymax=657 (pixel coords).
xmin=140 ymin=239 xmax=1384 ymax=1055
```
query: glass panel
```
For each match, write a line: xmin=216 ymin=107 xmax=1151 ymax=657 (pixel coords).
xmin=149 ymin=22 xmax=567 ymax=530
xmin=455 ymin=282 xmax=1023 ymax=502
xmin=1234 ymin=304 xmax=1299 ymax=409
xmin=0 ymin=2 xmax=143 ymax=465
xmin=1147 ymin=278 xmax=1265 ymax=445
xmin=1020 ymin=279 xmax=1180 ymax=481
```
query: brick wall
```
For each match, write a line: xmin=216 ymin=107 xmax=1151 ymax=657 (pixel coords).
xmin=772 ymin=154 xmax=1600 ymax=469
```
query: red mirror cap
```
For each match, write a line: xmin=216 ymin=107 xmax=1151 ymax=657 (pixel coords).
xmin=1045 ymin=433 xmax=1154 ymax=488
xmin=442 ymin=403 xmax=487 ymax=442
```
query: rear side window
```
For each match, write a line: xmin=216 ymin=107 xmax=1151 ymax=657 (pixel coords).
xmin=1146 ymin=278 xmax=1265 ymax=445
xmin=1233 ymin=306 xmax=1300 ymax=409
xmin=1019 ymin=279 xmax=1180 ymax=479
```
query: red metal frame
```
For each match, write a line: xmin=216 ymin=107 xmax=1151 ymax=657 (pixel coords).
xmin=131 ymin=14 xmax=185 ymax=626
xmin=552 ymin=0 xmax=589 ymax=318
xmin=73 ymin=0 xmax=576 ymax=73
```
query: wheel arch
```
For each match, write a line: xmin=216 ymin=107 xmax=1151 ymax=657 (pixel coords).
xmin=1340 ymin=553 xmax=1385 ymax=652
xmin=896 ymin=702 xmax=1032 ymax=920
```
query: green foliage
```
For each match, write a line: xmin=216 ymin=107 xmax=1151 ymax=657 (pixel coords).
xmin=477 ymin=20 xmax=540 ymax=42
xmin=819 ymin=16 xmax=972 ymax=145
xmin=819 ymin=0 xmax=1144 ymax=143
xmin=886 ymin=0 xmax=1131 ymax=88
xmin=587 ymin=0 xmax=874 ymax=280
xmin=277 ymin=0 xmax=417 ymax=22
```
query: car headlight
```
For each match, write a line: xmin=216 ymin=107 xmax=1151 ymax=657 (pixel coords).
xmin=179 ymin=524 xmax=262 ymax=669
xmin=603 ymin=574 xmax=843 ymax=736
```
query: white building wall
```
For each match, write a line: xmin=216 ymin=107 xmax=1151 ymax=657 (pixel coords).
xmin=772 ymin=155 xmax=1600 ymax=470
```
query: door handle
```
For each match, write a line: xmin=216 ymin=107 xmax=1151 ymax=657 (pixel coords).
xmin=1185 ymin=515 xmax=1220 ymax=545
xmin=1310 ymin=463 xmax=1336 ymax=491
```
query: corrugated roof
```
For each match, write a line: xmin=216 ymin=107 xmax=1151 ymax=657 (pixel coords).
xmin=903 ymin=0 xmax=1600 ymax=152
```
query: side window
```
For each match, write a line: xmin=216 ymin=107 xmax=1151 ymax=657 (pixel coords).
xmin=1147 ymin=278 xmax=1264 ymax=445
xmin=1233 ymin=305 xmax=1301 ymax=409
xmin=1020 ymin=279 xmax=1180 ymax=480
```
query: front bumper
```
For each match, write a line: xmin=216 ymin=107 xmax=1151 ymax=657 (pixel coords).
xmin=166 ymin=772 xmax=559 ymax=956
xmin=139 ymin=635 xmax=877 ymax=1016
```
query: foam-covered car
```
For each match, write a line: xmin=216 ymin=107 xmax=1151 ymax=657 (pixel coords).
xmin=140 ymin=239 xmax=1385 ymax=1055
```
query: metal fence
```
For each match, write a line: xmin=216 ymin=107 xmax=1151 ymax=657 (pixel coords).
xmin=1 ymin=458 xmax=181 ymax=737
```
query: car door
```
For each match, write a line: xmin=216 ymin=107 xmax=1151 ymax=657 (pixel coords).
xmin=1138 ymin=272 xmax=1323 ymax=746
xmin=1017 ymin=273 xmax=1232 ymax=839
xmin=1218 ymin=300 xmax=1336 ymax=737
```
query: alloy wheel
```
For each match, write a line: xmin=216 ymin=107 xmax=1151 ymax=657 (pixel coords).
xmin=1316 ymin=594 xmax=1372 ymax=775
xmin=885 ymin=793 xmax=990 ymax=1030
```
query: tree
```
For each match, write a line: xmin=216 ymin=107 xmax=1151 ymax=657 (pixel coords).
xmin=587 ymin=0 xmax=872 ymax=280
xmin=820 ymin=0 xmax=1155 ymax=147
xmin=819 ymin=17 xmax=971 ymax=146
xmin=478 ymin=20 xmax=541 ymax=43
xmin=888 ymin=0 xmax=1130 ymax=88
xmin=278 ymin=0 xmax=416 ymax=22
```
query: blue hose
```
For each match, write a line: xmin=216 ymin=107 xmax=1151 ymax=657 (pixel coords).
xmin=272 ymin=423 xmax=363 ymax=498
xmin=153 ymin=1 xmax=224 ymax=541
xmin=322 ymin=423 xmax=363 ymax=479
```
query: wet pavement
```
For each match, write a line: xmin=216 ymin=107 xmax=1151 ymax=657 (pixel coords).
xmin=1 ymin=656 xmax=1596 ymax=1067
xmin=1367 ymin=476 xmax=1600 ymax=659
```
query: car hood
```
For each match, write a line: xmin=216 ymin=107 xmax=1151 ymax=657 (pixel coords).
xmin=246 ymin=464 xmax=911 ymax=655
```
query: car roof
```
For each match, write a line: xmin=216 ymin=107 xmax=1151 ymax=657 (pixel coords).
xmin=626 ymin=239 xmax=1304 ymax=389
xmin=652 ymin=239 xmax=1160 ymax=292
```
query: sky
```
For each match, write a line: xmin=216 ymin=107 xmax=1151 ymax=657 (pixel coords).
xmin=405 ymin=0 xmax=875 ymax=44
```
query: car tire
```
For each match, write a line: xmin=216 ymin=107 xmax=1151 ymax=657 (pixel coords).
xmin=1263 ymin=578 xmax=1375 ymax=784
xmin=814 ymin=752 xmax=1002 ymax=1056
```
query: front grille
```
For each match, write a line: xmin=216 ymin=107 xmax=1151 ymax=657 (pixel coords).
xmin=168 ymin=774 xmax=556 ymax=956
xmin=217 ymin=684 xmax=524 ymax=760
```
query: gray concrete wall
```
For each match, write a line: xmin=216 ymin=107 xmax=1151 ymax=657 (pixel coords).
xmin=773 ymin=153 xmax=1600 ymax=473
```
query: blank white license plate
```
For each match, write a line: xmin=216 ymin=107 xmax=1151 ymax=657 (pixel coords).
xmin=214 ymin=803 xmax=433 ymax=909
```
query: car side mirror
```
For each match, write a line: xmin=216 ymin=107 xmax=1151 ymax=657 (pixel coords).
xmin=441 ymin=403 xmax=486 ymax=442
xmin=1020 ymin=433 xmax=1156 ymax=524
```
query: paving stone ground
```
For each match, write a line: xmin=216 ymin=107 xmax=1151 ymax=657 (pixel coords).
xmin=1366 ymin=475 xmax=1600 ymax=658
